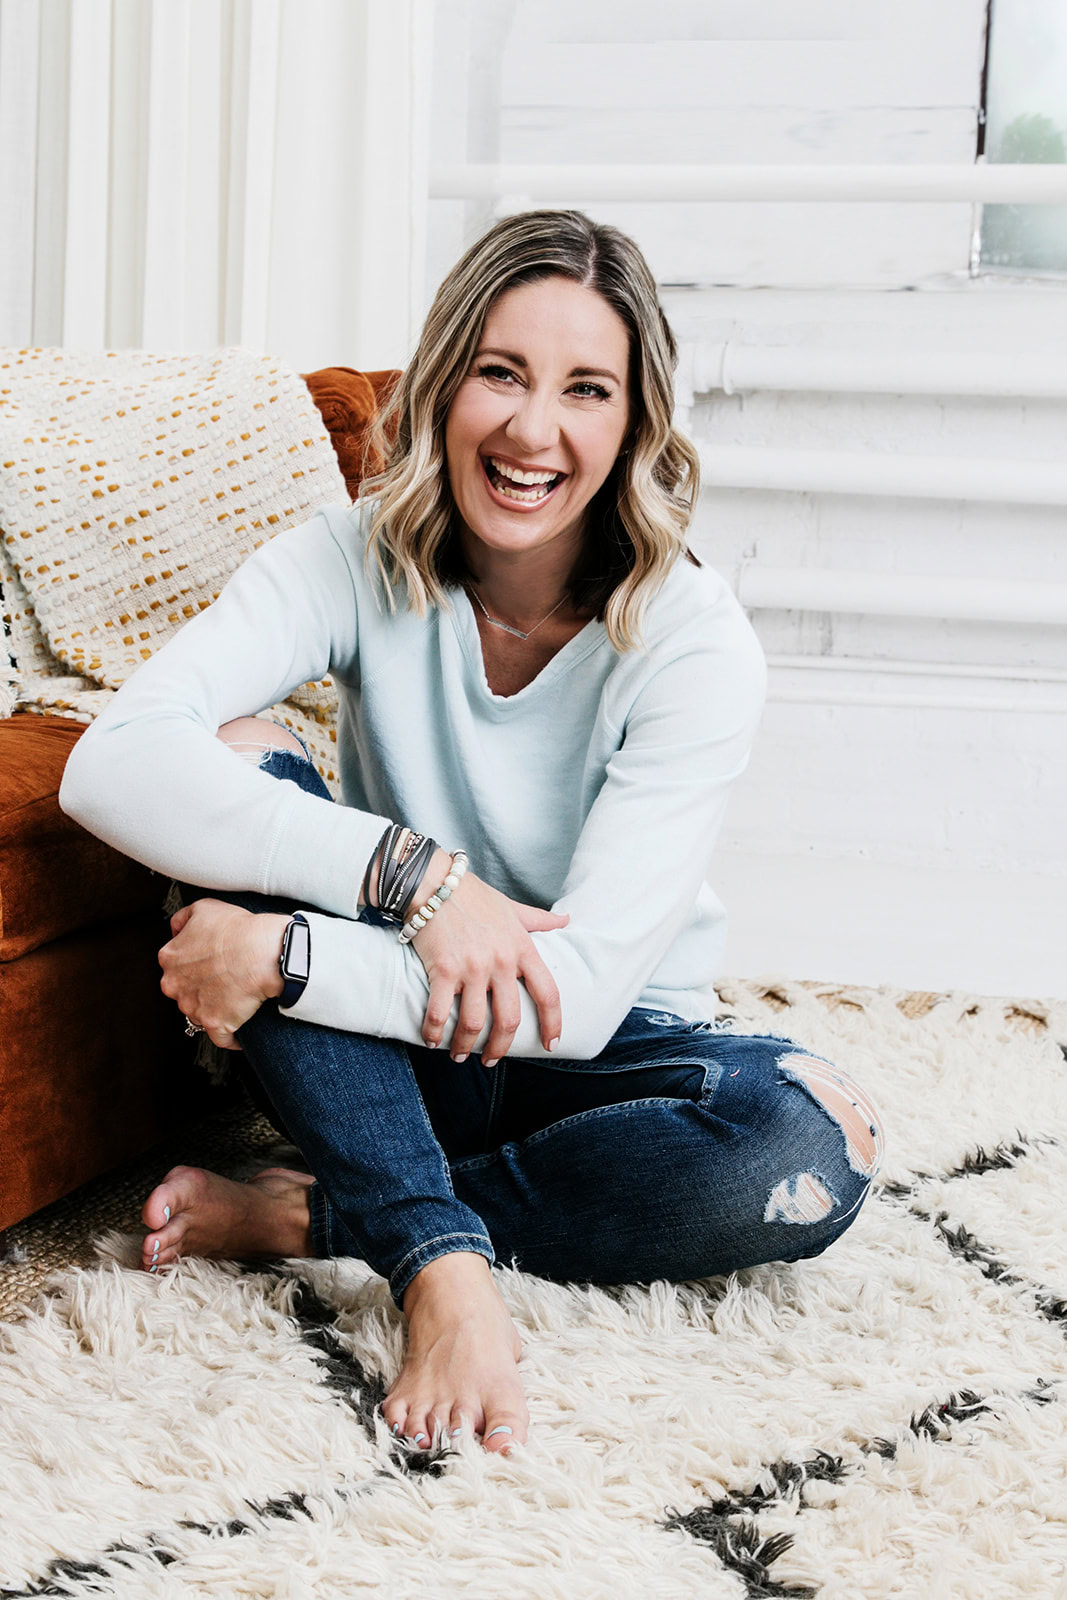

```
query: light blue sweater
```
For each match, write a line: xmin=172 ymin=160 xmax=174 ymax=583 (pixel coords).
xmin=59 ymin=499 xmax=767 ymax=1059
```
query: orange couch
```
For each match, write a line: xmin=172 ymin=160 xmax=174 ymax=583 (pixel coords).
xmin=0 ymin=365 xmax=399 ymax=1246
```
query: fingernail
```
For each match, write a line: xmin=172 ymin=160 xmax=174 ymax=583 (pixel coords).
xmin=483 ymin=1058 xmax=499 ymax=1070
xmin=453 ymin=1053 xmax=468 ymax=1064
xmin=450 ymin=1426 xmax=463 ymax=1436
xmin=486 ymin=1425 xmax=513 ymax=1441
xmin=390 ymin=1422 xmax=400 ymax=1436
xmin=548 ymin=1037 xmax=560 ymax=1053
xmin=414 ymin=1433 xmax=428 ymax=1446
xmin=163 ymin=1206 xmax=171 ymax=1221
xmin=149 ymin=1264 xmax=158 ymax=1273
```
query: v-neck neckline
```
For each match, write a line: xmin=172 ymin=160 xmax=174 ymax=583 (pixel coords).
xmin=451 ymin=587 xmax=608 ymax=707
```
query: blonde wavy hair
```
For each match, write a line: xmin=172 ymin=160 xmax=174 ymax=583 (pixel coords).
xmin=360 ymin=209 xmax=701 ymax=652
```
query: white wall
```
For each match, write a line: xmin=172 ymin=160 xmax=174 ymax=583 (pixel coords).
xmin=0 ymin=0 xmax=431 ymax=372
xmin=428 ymin=0 xmax=1067 ymax=998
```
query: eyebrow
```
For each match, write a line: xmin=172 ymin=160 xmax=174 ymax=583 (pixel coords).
xmin=476 ymin=347 xmax=621 ymax=385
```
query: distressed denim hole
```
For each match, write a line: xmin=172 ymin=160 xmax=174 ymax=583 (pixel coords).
xmin=226 ymin=742 xmax=313 ymax=771
xmin=764 ymin=1171 xmax=837 ymax=1224
xmin=640 ymin=1011 xmax=688 ymax=1028
xmin=225 ymin=741 xmax=282 ymax=767
xmin=218 ymin=717 xmax=312 ymax=767
xmin=775 ymin=1052 xmax=885 ymax=1177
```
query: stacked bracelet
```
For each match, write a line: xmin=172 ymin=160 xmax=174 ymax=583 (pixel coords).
xmin=367 ymin=823 xmax=439 ymax=924
xmin=361 ymin=825 xmax=391 ymax=910
xmin=398 ymin=851 xmax=469 ymax=944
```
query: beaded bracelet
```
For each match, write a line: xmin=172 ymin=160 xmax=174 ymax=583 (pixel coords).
xmin=398 ymin=850 xmax=469 ymax=944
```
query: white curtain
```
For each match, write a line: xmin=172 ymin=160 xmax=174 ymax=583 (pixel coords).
xmin=0 ymin=0 xmax=432 ymax=370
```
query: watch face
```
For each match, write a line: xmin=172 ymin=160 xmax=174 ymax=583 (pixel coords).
xmin=282 ymin=918 xmax=311 ymax=981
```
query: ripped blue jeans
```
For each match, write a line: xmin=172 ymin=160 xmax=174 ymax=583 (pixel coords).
xmin=176 ymin=742 xmax=886 ymax=1306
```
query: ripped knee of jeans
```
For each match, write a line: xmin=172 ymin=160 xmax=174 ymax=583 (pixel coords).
xmin=775 ymin=1052 xmax=886 ymax=1180
xmin=227 ymin=734 xmax=313 ymax=768
xmin=762 ymin=1053 xmax=886 ymax=1227
xmin=764 ymin=1170 xmax=838 ymax=1224
xmin=229 ymin=741 xmax=293 ymax=768
xmin=217 ymin=716 xmax=312 ymax=767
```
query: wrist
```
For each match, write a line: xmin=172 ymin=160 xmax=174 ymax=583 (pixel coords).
xmin=251 ymin=913 xmax=290 ymax=1001
xmin=402 ymin=848 xmax=469 ymax=945
xmin=411 ymin=848 xmax=455 ymax=916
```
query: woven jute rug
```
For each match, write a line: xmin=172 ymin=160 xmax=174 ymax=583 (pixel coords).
xmin=2 ymin=978 xmax=1066 ymax=1600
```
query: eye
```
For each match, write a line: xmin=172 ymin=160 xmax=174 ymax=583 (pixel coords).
xmin=476 ymin=363 xmax=520 ymax=384
xmin=570 ymin=380 xmax=611 ymax=401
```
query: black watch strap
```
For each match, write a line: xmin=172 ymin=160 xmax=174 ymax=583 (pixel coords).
xmin=278 ymin=913 xmax=311 ymax=1009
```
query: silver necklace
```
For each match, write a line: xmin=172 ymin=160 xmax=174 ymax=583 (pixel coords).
xmin=467 ymin=584 xmax=567 ymax=641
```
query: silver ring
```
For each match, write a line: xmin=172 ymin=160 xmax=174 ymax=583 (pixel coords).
xmin=184 ymin=1018 xmax=205 ymax=1037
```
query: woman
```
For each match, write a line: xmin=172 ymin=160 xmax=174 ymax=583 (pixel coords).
xmin=60 ymin=209 xmax=884 ymax=1457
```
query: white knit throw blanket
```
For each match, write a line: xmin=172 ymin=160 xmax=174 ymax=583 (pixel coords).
xmin=0 ymin=347 xmax=348 ymax=782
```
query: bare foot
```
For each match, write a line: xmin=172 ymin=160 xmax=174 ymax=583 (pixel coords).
xmin=382 ymin=1252 xmax=527 ymax=1456
xmin=140 ymin=1165 xmax=314 ymax=1273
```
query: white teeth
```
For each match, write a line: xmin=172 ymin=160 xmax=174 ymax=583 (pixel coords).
xmin=496 ymin=480 xmax=551 ymax=502
xmin=488 ymin=457 xmax=560 ymax=486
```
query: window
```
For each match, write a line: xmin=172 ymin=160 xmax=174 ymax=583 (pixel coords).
xmin=980 ymin=0 xmax=1067 ymax=274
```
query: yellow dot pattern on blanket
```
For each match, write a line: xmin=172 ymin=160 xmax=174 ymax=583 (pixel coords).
xmin=0 ymin=348 xmax=348 ymax=790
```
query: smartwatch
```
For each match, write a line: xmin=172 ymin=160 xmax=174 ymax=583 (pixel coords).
xmin=278 ymin=913 xmax=311 ymax=1009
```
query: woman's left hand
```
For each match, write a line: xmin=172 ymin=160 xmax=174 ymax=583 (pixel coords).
xmin=159 ymin=900 xmax=288 ymax=1050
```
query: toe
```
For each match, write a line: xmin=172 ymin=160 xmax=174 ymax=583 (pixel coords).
xmin=381 ymin=1398 xmax=407 ymax=1440
xmin=142 ymin=1230 xmax=176 ymax=1271
xmin=448 ymin=1400 xmax=481 ymax=1442
xmin=141 ymin=1180 xmax=178 ymax=1235
xmin=427 ymin=1406 xmax=454 ymax=1449
xmin=141 ymin=1194 xmax=186 ymax=1269
xmin=483 ymin=1407 xmax=526 ymax=1454
xmin=404 ymin=1407 xmax=432 ymax=1449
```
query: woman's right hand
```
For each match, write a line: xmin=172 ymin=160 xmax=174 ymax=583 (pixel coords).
xmin=409 ymin=852 xmax=569 ymax=1065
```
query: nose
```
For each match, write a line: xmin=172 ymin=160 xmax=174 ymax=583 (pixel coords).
xmin=504 ymin=386 xmax=560 ymax=457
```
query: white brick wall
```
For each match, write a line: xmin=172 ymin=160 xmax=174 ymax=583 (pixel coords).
xmin=427 ymin=0 xmax=1067 ymax=996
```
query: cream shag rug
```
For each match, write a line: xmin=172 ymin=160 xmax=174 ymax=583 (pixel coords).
xmin=2 ymin=980 xmax=1067 ymax=1600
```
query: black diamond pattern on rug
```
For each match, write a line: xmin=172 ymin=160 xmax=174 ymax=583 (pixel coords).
xmin=657 ymin=1122 xmax=1067 ymax=1594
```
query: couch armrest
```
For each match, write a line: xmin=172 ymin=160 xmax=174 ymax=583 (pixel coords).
xmin=303 ymin=366 xmax=401 ymax=501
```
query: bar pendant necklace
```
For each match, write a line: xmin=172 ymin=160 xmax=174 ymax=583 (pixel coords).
xmin=467 ymin=584 xmax=566 ymax=640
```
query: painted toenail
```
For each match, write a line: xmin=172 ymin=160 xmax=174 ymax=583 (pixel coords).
xmin=486 ymin=1426 xmax=513 ymax=1440
xmin=163 ymin=1206 xmax=171 ymax=1221
xmin=390 ymin=1423 xmax=400 ymax=1436
xmin=450 ymin=1427 xmax=463 ymax=1436
xmin=413 ymin=1433 xmax=428 ymax=1446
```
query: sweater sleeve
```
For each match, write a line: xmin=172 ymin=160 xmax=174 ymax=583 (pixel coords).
xmin=58 ymin=509 xmax=392 ymax=917
xmin=284 ymin=587 xmax=768 ymax=1059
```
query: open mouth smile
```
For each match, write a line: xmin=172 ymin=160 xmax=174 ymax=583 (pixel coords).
xmin=481 ymin=455 xmax=567 ymax=508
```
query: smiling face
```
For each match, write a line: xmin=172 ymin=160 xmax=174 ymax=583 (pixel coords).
xmin=444 ymin=275 xmax=632 ymax=577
